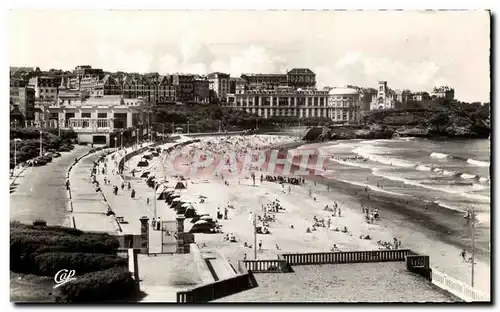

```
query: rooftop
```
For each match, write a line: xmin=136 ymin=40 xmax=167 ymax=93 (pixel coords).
xmin=328 ymin=87 xmax=360 ymax=95
xmin=215 ymin=262 xmax=460 ymax=302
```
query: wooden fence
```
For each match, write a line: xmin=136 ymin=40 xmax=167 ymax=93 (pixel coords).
xmin=281 ymin=249 xmax=414 ymax=265
xmin=431 ymin=269 xmax=490 ymax=302
xmin=241 ymin=259 xmax=290 ymax=273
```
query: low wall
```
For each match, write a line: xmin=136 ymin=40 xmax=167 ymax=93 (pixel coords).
xmin=190 ymin=244 xmax=216 ymax=284
xmin=176 ymin=271 xmax=257 ymax=303
xmin=182 ymin=131 xmax=245 ymax=138
xmin=128 ymin=248 xmax=140 ymax=290
xmin=281 ymin=249 xmax=414 ymax=265
xmin=431 ymin=269 xmax=490 ymax=302
xmin=113 ymin=234 xmax=142 ymax=249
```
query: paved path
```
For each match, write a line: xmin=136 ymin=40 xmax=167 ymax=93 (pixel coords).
xmin=10 ymin=146 xmax=90 ymax=226
xmin=69 ymin=149 xmax=120 ymax=233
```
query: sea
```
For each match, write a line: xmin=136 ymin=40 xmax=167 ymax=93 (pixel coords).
xmin=307 ymin=137 xmax=491 ymax=227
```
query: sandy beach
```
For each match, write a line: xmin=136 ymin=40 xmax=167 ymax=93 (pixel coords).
xmin=118 ymin=134 xmax=489 ymax=295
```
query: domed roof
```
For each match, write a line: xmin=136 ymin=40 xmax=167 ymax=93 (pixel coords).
xmin=328 ymin=87 xmax=359 ymax=95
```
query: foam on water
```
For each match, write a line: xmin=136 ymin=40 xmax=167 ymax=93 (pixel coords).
xmin=467 ymin=158 xmax=490 ymax=167
xmin=372 ymin=169 xmax=490 ymax=203
xmin=430 ymin=152 xmax=449 ymax=159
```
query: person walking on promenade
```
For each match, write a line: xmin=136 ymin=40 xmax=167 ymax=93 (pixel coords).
xmin=128 ymin=181 xmax=131 ymax=190
xmin=258 ymin=240 xmax=263 ymax=251
xmin=147 ymin=198 xmax=150 ymax=205
xmin=156 ymin=217 xmax=162 ymax=231
xmin=121 ymin=182 xmax=124 ymax=190
xmin=131 ymin=189 xmax=135 ymax=198
xmin=460 ymin=249 xmax=467 ymax=261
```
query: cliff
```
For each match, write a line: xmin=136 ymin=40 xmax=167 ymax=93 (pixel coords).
xmin=303 ymin=103 xmax=490 ymax=142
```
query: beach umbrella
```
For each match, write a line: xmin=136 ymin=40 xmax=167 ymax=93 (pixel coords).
xmin=172 ymin=197 xmax=181 ymax=202
xmin=195 ymin=220 xmax=208 ymax=225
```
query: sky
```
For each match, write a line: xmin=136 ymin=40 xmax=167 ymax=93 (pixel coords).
xmin=9 ymin=10 xmax=491 ymax=102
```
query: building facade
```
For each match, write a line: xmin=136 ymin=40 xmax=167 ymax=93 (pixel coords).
xmin=370 ymin=81 xmax=396 ymax=110
xmin=194 ymin=77 xmax=210 ymax=103
xmin=207 ymin=72 xmax=230 ymax=102
xmin=38 ymin=94 xmax=146 ymax=145
xmin=172 ymin=74 xmax=195 ymax=103
xmin=28 ymin=76 xmax=61 ymax=102
xmin=431 ymin=86 xmax=455 ymax=100
xmin=10 ymin=79 xmax=36 ymax=121
xmin=411 ymin=92 xmax=431 ymax=102
xmin=286 ymin=68 xmax=316 ymax=89
xmin=225 ymin=87 xmax=360 ymax=123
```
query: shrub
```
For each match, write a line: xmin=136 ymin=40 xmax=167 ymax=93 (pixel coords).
xmin=34 ymin=252 xmax=127 ymax=276
xmin=10 ymin=229 xmax=120 ymax=274
xmin=56 ymin=267 xmax=138 ymax=303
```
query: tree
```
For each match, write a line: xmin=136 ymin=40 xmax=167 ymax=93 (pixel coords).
xmin=429 ymin=111 xmax=450 ymax=133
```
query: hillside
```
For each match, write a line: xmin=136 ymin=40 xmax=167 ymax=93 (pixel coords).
xmin=303 ymin=99 xmax=490 ymax=142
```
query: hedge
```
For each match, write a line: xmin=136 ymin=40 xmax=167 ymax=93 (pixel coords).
xmin=55 ymin=267 xmax=138 ymax=303
xmin=34 ymin=252 xmax=127 ymax=276
xmin=10 ymin=229 xmax=120 ymax=274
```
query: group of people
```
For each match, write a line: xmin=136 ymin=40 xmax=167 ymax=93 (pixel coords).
xmin=377 ymin=237 xmax=402 ymax=250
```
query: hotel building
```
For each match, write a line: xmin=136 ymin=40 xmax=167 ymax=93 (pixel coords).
xmin=225 ymin=87 xmax=361 ymax=123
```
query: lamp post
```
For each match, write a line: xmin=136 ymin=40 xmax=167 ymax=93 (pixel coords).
xmin=218 ymin=120 xmax=221 ymax=133
xmin=114 ymin=137 xmax=117 ymax=151
xmin=120 ymin=131 xmax=123 ymax=149
xmin=13 ymin=138 xmax=22 ymax=169
xmin=39 ymin=130 xmax=43 ymax=157
xmin=256 ymin=118 xmax=259 ymax=131
xmin=153 ymin=180 xmax=157 ymax=219
xmin=254 ymin=213 xmax=257 ymax=259
xmin=187 ymin=121 xmax=190 ymax=134
xmin=471 ymin=206 xmax=475 ymax=287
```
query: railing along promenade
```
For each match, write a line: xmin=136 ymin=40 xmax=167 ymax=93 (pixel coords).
xmin=281 ymin=249 xmax=415 ymax=265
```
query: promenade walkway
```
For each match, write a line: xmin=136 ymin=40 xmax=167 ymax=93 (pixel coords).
xmin=69 ymin=149 xmax=119 ymax=233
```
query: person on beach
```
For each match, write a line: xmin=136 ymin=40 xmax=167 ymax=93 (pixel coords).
xmin=128 ymin=182 xmax=131 ymax=190
xmin=258 ymin=240 xmax=262 ymax=251
xmin=147 ymin=198 xmax=150 ymax=205
xmin=288 ymin=185 xmax=291 ymax=194
xmin=131 ymin=189 xmax=135 ymax=198
xmin=224 ymin=207 xmax=228 ymax=220
xmin=308 ymin=188 xmax=312 ymax=197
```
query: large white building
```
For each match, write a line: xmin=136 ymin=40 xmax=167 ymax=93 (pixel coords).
xmin=36 ymin=92 xmax=146 ymax=146
xmin=225 ymin=87 xmax=361 ymax=123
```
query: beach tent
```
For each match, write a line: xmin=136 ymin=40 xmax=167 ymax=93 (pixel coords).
xmin=137 ymin=160 xmax=149 ymax=167
xmin=184 ymin=207 xmax=196 ymax=218
xmin=175 ymin=181 xmax=187 ymax=189
xmin=156 ymin=185 xmax=167 ymax=200
xmin=194 ymin=220 xmax=208 ymax=225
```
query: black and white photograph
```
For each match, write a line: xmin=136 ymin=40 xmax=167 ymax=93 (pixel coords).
xmin=8 ymin=8 xmax=491 ymax=303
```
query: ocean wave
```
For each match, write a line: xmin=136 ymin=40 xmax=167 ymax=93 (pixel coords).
xmin=353 ymin=147 xmax=415 ymax=168
xmin=467 ymin=158 xmax=490 ymax=167
xmin=461 ymin=173 xmax=477 ymax=180
xmin=416 ymin=165 xmax=432 ymax=171
xmin=372 ymin=169 xmax=490 ymax=203
xmin=430 ymin=152 xmax=449 ymax=159
xmin=430 ymin=152 xmax=490 ymax=168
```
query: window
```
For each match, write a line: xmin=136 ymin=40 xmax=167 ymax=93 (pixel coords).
xmin=98 ymin=113 xmax=107 ymax=118
xmin=379 ymin=86 xmax=383 ymax=91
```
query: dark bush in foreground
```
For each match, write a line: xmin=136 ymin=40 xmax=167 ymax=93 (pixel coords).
xmin=56 ymin=267 xmax=137 ymax=303
xmin=34 ymin=252 xmax=127 ymax=276
xmin=10 ymin=227 xmax=120 ymax=274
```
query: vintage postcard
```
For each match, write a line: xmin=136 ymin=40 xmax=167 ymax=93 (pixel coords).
xmin=9 ymin=9 xmax=491 ymax=303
